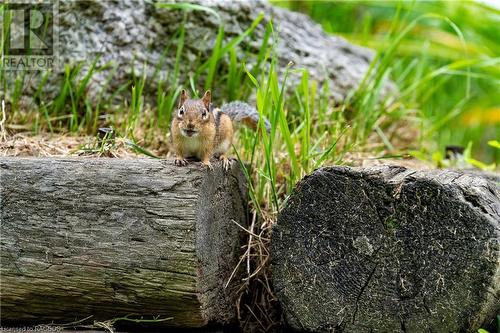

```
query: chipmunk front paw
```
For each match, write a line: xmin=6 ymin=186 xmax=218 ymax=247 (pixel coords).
xmin=219 ymin=155 xmax=231 ymax=171
xmin=174 ymin=158 xmax=188 ymax=166
xmin=201 ymin=160 xmax=213 ymax=170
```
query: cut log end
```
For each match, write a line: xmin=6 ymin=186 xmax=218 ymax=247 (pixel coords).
xmin=272 ymin=166 xmax=500 ymax=332
xmin=0 ymin=157 xmax=247 ymax=328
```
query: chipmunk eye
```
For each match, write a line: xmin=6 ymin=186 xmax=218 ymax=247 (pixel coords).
xmin=178 ymin=106 xmax=184 ymax=117
xmin=202 ymin=110 xmax=207 ymax=118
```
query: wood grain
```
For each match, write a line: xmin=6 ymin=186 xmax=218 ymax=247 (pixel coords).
xmin=0 ymin=157 xmax=247 ymax=328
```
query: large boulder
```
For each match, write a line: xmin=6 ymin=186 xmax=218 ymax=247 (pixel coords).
xmin=5 ymin=0 xmax=384 ymax=105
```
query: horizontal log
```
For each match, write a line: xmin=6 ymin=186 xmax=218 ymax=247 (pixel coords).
xmin=0 ymin=157 xmax=247 ymax=328
xmin=272 ymin=166 xmax=500 ymax=332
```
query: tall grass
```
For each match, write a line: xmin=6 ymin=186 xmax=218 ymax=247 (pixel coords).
xmin=234 ymin=35 xmax=349 ymax=213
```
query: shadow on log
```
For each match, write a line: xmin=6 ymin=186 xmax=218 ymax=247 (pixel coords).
xmin=272 ymin=166 xmax=499 ymax=332
xmin=0 ymin=157 xmax=247 ymax=328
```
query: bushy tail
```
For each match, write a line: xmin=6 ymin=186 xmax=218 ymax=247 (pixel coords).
xmin=220 ymin=101 xmax=271 ymax=133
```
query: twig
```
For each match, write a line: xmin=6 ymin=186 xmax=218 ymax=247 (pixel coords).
xmin=58 ymin=315 xmax=94 ymax=327
xmin=1 ymin=99 xmax=7 ymax=142
xmin=225 ymin=246 xmax=248 ymax=289
xmin=247 ymin=213 xmax=256 ymax=276
xmin=245 ymin=304 xmax=266 ymax=332
xmin=242 ymin=256 xmax=268 ymax=281
xmin=94 ymin=320 xmax=115 ymax=333
xmin=230 ymin=217 xmax=270 ymax=241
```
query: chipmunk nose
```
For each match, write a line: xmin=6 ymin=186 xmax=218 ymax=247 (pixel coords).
xmin=187 ymin=123 xmax=195 ymax=130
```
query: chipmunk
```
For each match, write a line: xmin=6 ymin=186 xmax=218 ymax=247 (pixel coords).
xmin=170 ymin=89 xmax=270 ymax=170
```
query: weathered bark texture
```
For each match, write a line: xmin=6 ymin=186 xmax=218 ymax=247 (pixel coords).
xmin=5 ymin=0 xmax=388 ymax=105
xmin=0 ymin=157 xmax=247 ymax=328
xmin=272 ymin=166 xmax=500 ymax=332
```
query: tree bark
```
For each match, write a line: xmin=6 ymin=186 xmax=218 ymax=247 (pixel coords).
xmin=272 ymin=166 xmax=500 ymax=333
xmin=0 ymin=157 xmax=247 ymax=328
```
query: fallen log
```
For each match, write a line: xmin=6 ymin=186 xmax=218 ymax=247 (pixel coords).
xmin=272 ymin=166 xmax=500 ymax=332
xmin=0 ymin=157 xmax=247 ymax=328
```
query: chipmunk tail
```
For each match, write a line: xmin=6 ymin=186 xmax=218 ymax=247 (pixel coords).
xmin=219 ymin=101 xmax=271 ymax=133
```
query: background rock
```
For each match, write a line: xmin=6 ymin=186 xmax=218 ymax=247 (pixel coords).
xmin=5 ymin=0 xmax=386 ymax=106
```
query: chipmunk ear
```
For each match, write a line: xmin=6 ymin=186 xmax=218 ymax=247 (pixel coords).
xmin=179 ymin=89 xmax=189 ymax=107
xmin=202 ymin=90 xmax=211 ymax=109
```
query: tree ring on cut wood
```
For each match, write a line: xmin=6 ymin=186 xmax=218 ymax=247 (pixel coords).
xmin=272 ymin=166 xmax=500 ymax=332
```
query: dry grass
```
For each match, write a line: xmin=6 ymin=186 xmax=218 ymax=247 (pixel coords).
xmin=343 ymin=151 xmax=433 ymax=170
xmin=1 ymin=127 xmax=431 ymax=171
xmin=0 ymin=132 xmax=167 ymax=159
xmin=1 ymin=133 xmax=87 ymax=157
xmin=228 ymin=212 xmax=283 ymax=333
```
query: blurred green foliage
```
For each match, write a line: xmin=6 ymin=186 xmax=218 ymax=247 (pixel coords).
xmin=274 ymin=0 xmax=500 ymax=163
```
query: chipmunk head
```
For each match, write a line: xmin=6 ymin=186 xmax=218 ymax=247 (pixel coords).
xmin=176 ymin=89 xmax=212 ymax=138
